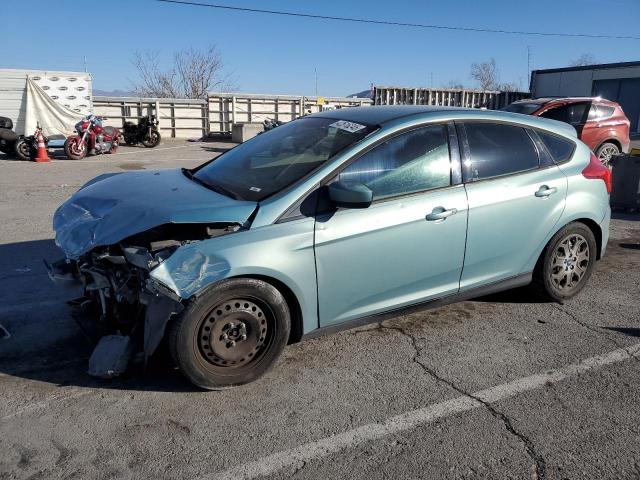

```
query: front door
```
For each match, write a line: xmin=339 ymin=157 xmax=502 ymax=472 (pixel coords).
xmin=314 ymin=124 xmax=468 ymax=326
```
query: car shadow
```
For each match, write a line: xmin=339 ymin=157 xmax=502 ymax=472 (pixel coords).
xmin=471 ymin=286 xmax=549 ymax=304
xmin=200 ymin=145 xmax=233 ymax=153
xmin=612 ymin=211 xmax=640 ymax=221
xmin=601 ymin=327 xmax=640 ymax=338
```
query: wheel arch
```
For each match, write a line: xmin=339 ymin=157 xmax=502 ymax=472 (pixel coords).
xmin=573 ymin=218 xmax=603 ymax=260
xmin=596 ymin=138 xmax=621 ymax=152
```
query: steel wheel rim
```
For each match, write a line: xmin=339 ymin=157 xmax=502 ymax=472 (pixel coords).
xmin=197 ymin=298 xmax=269 ymax=368
xmin=71 ymin=140 xmax=85 ymax=155
xmin=598 ymin=145 xmax=618 ymax=166
xmin=17 ymin=141 xmax=29 ymax=158
xmin=550 ymin=233 xmax=590 ymax=291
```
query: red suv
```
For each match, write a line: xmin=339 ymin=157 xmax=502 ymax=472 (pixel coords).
xmin=504 ymin=97 xmax=631 ymax=165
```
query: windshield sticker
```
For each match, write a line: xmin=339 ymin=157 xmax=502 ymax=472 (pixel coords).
xmin=329 ymin=120 xmax=367 ymax=133
xmin=249 ymin=186 xmax=262 ymax=192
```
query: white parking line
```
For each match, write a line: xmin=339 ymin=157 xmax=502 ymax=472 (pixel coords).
xmin=208 ymin=343 xmax=640 ymax=480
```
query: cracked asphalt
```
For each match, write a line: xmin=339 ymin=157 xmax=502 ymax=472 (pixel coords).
xmin=1 ymin=141 xmax=640 ymax=479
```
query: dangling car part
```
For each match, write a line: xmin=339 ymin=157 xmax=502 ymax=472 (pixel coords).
xmin=64 ymin=115 xmax=120 ymax=160
xmin=122 ymin=114 xmax=161 ymax=148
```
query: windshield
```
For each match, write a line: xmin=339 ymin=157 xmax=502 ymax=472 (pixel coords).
xmin=502 ymin=103 xmax=542 ymax=115
xmin=193 ymin=117 xmax=375 ymax=201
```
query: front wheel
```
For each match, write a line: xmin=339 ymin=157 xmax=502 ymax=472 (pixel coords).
xmin=141 ymin=130 xmax=161 ymax=148
xmin=534 ymin=222 xmax=597 ymax=302
xmin=64 ymin=137 xmax=87 ymax=160
xmin=168 ymin=278 xmax=291 ymax=389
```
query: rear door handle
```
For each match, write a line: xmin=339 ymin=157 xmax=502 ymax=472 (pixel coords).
xmin=535 ymin=185 xmax=557 ymax=198
xmin=426 ymin=207 xmax=457 ymax=222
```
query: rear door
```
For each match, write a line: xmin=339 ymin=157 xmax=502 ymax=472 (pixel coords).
xmin=458 ymin=122 xmax=567 ymax=290
xmin=539 ymin=101 xmax=592 ymax=138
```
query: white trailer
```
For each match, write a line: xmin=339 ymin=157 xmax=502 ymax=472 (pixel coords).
xmin=0 ymin=68 xmax=93 ymax=135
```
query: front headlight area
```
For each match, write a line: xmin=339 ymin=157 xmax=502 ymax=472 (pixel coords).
xmin=48 ymin=222 xmax=243 ymax=376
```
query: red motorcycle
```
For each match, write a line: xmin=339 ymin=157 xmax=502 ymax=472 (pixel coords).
xmin=64 ymin=115 xmax=120 ymax=160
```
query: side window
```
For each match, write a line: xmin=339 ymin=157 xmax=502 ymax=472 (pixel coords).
xmin=596 ymin=105 xmax=615 ymax=119
xmin=463 ymin=123 xmax=540 ymax=181
xmin=540 ymin=102 xmax=590 ymax=125
xmin=336 ymin=125 xmax=451 ymax=200
xmin=537 ymin=131 xmax=575 ymax=164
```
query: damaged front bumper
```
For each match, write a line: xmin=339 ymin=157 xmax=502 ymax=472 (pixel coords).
xmin=47 ymin=243 xmax=186 ymax=378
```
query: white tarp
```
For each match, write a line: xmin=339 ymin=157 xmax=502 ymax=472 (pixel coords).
xmin=25 ymin=76 xmax=87 ymax=136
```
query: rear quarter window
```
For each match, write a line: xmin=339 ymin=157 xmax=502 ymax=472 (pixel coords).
xmin=537 ymin=131 xmax=575 ymax=164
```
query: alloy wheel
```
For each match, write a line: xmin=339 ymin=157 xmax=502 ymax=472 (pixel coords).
xmin=550 ymin=233 xmax=590 ymax=291
xmin=597 ymin=145 xmax=618 ymax=167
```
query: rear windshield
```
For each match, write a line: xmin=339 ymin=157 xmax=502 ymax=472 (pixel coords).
xmin=502 ymin=103 xmax=542 ymax=115
xmin=193 ymin=117 xmax=375 ymax=201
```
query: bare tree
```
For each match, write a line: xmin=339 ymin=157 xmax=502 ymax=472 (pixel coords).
xmin=499 ymin=82 xmax=520 ymax=92
xmin=570 ymin=53 xmax=598 ymax=67
xmin=470 ymin=58 xmax=499 ymax=90
xmin=131 ymin=45 xmax=235 ymax=99
xmin=444 ymin=80 xmax=465 ymax=89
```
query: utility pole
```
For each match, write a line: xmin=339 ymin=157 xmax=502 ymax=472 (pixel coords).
xmin=83 ymin=55 xmax=88 ymax=73
xmin=526 ymin=46 xmax=532 ymax=89
xmin=314 ymin=68 xmax=318 ymax=97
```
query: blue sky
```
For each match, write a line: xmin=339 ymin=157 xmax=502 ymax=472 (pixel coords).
xmin=1 ymin=0 xmax=639 ymax=96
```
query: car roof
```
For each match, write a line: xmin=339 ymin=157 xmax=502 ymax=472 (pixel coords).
xmin=311 ymin=105 xmax=465 ymax=125
xmin=309 ymin=105 xmax=578 ymax=139
xmin=513 ymin=97 xmax=618 ymax=106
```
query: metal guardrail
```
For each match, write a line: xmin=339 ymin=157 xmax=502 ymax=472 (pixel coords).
xmin=373 ymin=86 xmax=529 ymax=110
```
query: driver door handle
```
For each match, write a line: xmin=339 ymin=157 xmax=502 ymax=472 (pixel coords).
xmin=426 ymin=207 xmax=458 ymax=222
xmin=535 ymin=185 xmax=557 ymax=198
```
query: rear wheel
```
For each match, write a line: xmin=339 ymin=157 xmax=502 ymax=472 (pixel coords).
xmin=64 ymin=137 xmax=87 ymax=160
xmin=14 ymin=138 xmax=33 ymax=160
xmin=169 ymin=278 xmax=290 ymax=389
xmin=534 ymin=222 xmax=597 ymax=302
xmin=595 ymin=142 xmax=619 ymax=167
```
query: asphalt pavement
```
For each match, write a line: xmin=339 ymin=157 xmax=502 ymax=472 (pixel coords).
xmin=0 ymin=140 xmax=639 ymax=480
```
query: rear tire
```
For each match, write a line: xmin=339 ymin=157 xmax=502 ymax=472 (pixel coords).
xmin=169 ymin=278 xmax=290 ymax=390
xmin=534 ymin=222 xmax=597 ymax=302
xmin=14 ymin=138 xmax=33 ymax=160
xmin=595 ymin=142 xmax=619 ymax=167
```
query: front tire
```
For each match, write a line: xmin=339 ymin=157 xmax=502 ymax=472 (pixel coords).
xmin=169 ymin=278 xmax=291 ymax=389
xmin=64 ymin=137 xmax=87 ymax=160
xmin=142 ymin=130 xmax=161 ymax=148
xmin=534 ymin=222 xmax=597 ymax=302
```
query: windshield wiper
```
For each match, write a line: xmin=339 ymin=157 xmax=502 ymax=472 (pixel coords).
xmin=182 ymin=168 xmax=241 ymax=200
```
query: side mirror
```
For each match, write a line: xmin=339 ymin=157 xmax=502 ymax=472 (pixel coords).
xmin=328 ymin=181 xmax=373 ymax=209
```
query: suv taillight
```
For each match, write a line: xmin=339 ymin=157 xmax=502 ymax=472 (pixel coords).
xmin=582 ymin=152 xmax=612 ymax=194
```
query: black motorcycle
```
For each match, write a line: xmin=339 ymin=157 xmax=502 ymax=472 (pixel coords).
xmin=0 ymin=116 xmax=18 ymax=157
xmin=122 ymin=115 xmax=161 ymax=148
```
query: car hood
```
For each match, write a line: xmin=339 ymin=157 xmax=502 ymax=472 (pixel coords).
xmin=53 ymin=168 xmax=258 ymax=259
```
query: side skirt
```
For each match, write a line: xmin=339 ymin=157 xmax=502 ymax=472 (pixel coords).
xmin=302 ymin=272 xmax=533 ymax=341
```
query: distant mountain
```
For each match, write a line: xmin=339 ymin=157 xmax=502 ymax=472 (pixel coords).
xmin=348 ymin=89 xmax=374 ymax=99
xmin=93 ymin=89 xmax=134 ymax=97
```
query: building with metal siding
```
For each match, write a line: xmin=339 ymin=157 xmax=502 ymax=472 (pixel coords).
xmin=530 ymin=61 xmax=640 ymax=134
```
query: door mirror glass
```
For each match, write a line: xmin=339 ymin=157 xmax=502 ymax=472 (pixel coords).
xmin=328 ymin=181 xmax=373 ymax=209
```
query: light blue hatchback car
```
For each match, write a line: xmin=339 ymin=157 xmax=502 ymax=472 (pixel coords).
xmin=51 ymin=106 xmax=612 ymax=388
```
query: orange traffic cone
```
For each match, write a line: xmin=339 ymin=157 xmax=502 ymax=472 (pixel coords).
xmin=34 ymin=127 xmax=50 ymax=163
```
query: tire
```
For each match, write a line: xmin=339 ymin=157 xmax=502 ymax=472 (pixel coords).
xmin=141 ymin=130 xmax=161 ymax=148
xmin=14 ymin=138 xmax=33 ymax=160
xmin=0 ymin=140 xmax=15 ymax=155
xmin=534 ymin=222 xmax=597 ymax=303
xmin=595 ymin=142 xmax=619 ymax=167
xmin=168 ymin=278 xmax=291 ymax=389
xmin=64 ymin=136 xmax=87 ymax=160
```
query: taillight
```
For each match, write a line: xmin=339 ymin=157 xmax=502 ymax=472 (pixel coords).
xmin=582 ymin=152 xmax=612 ymax=194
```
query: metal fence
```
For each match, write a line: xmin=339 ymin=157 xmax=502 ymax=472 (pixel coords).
xmin=93 ymin=96 xmax=208 ymax=139
xmin=373 ymin=86 xmax=529 ymax=110
xmin=208 ymin=93 xmax=373 ymax=135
